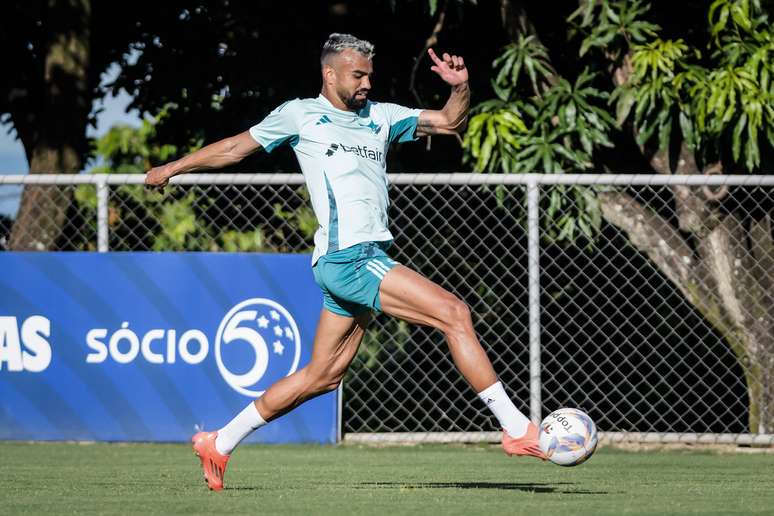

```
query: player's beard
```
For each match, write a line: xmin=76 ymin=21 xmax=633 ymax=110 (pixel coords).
xmin=342 ymin=89 xmax=368 ymax=111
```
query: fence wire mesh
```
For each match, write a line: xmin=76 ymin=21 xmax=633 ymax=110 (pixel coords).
xmin=1 ymin=174 xmax=772 ymax=442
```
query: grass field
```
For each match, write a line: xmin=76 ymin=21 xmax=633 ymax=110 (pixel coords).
xmin=2 ymin=442 xmax=773 ymax=515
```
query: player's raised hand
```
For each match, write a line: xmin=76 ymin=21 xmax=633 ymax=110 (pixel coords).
xmin=427 ymin=48 xmax=468 ymax=86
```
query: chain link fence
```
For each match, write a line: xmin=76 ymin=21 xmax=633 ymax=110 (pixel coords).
xmin=1 ymin=173 xmax=773 ymax=445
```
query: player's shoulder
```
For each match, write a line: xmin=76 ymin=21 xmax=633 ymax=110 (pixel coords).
xmin=274 ymin=97 xmax=329 ymax=118
xmin=272 ymin=97 xmax=304 ymax=114
xmin=365 ymin=100 xmax=391 ymax=115
xmin=365 ymin=100 xmax=421 ymax=122
xmin=291 ymin=97 xmax=322 ymax=108
xmin=362 ymin=100 xmax=394 ymax=121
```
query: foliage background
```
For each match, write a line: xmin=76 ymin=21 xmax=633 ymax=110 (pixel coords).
xmin=2 ymin=0 xmax=773 ymax=434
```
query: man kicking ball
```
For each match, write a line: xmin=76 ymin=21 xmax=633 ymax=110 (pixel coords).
xmin=145 ymin=33 xmax=545 ymax=491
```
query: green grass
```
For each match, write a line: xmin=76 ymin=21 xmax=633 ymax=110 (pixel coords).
xmin=2 ymin=442 xmax=773 ymax=515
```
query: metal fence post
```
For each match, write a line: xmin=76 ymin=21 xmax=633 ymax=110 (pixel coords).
xmin=527 ymin=178 xmax=541 ymax=424
xmin=96 ymin=177 xmax=109 ymax=252
xmin=337 ymin=382 xmax=344 ymax=443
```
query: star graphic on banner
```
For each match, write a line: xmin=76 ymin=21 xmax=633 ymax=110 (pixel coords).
xmin=273 ymin=325 xmax=283 ymax=337
xmin=270 ymin=310 xmax=280 ymax=321
xmin=273 ymin=340 xmax=284 ymax=355
xmin=257 ymin=315 xmax=269 ymax=329
xmin=284 ymin=327 xmax=293 ymax=339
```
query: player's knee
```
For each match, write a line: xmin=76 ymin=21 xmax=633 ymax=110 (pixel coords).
xmin=322 ymin=377 xmax=342 ymax=392
xmin=440 ymin=297 xmax=472 ymax=335
xmin=307 ymin=366 xmax=344 ymax=394
xmin=314 ymin=375 xmax=342 ymax=394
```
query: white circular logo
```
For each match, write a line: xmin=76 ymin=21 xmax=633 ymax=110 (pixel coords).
xmin=214 ymin=298 xmax=301 ymax=397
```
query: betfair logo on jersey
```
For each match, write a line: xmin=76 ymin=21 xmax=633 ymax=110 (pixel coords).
xmin=325 ymin=143 xmax=384 ymax=163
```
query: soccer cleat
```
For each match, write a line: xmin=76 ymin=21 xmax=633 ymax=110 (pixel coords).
xmin=192 ymin=431 xmax=230 ymax=491
xmin=501 ymin=422 xmax=548 ymax=460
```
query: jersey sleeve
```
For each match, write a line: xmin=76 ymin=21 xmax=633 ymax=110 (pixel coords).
xmin=379 ymin=103 xmax=423 ymax=144
xmin=249 ymin=99 xmax=302 ymax=153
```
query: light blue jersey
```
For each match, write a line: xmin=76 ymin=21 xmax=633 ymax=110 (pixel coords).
xmin=249 ymin=94 xmax=421 ymax=264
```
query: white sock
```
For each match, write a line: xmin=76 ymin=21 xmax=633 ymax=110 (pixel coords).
xmin=215 ymin=401 xmax=267 ymax=455
xmin=478 ymin=381 xmax=530 ymax=438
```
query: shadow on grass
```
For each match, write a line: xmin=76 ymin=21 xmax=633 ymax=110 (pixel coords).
xmin=357 ymin=481 xmax=609 ymax=494
xmin=223 ymin=481 xmax=611 ymax=495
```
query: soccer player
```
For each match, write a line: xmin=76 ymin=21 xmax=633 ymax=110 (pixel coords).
xmin=145 ymin=33 xmax=545 ymax=491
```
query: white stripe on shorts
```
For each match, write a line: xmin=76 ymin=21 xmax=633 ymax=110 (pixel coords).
xmin=369 ymin=259 xmax=390 ymax=274
xmin=366 ymin=263 xmax=385 ymax=279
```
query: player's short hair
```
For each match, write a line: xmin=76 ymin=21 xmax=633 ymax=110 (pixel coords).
xmin=321 ymin=33 xmax=375 ymax=66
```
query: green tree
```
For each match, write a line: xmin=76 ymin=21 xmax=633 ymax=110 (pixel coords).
xmin=3 ymin=1 xmax=477 ymax=250
xmin=1 ymin=1 xmax=178 ymax=249
xmin=465 ymin=0 xmax=774 ymax=432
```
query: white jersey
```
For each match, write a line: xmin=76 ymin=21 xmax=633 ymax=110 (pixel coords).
xmin=249 ymin=94 xmax=421 ymax=264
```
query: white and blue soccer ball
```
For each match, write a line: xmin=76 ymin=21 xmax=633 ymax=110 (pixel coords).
xmin=538 ymin=408 xmax=598 ymax=467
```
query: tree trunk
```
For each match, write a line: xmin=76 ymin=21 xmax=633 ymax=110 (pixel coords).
xmin=8 ymin=147 xmax=81 ymax=250
xmin=8 ymin=0 xmax=91 ymax=250
xmin=599 ymin=185 xmax=774 ymax=433
xmin=606 ymin=50 xmax=774 ymax=432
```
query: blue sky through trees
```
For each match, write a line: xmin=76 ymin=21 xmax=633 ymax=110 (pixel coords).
xmin=0 ymin=65 xmax=141 ymax=216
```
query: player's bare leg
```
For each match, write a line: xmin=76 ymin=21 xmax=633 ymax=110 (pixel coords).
xmin=194 ymin=309 xmax=370 ymax=490
xmin=254 ymin=309 xmax=370 ymax=421
xmin=379 ymin=265 xmax=545 ymax=460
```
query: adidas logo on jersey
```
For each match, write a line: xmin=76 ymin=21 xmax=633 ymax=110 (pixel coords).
xmin=316 ymin=115 xmax=332 ymax=125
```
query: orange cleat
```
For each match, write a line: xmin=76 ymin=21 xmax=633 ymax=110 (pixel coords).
xmin=501 ymin=422 xmax=548 ymax=460
xmin=192 ymin=431 xmax=230 ymax=491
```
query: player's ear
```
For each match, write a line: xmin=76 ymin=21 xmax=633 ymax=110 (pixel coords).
xmin=322 ymin=64 xmax=336 ymax=86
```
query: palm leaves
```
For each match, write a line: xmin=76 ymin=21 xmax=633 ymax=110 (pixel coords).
xmin=613 ymin=0 xmax=774 ymax=170
xmin=463 ymin=0 xmax=773 ymax=244
xmin=463 ymin=64 xmax=612 ymax=243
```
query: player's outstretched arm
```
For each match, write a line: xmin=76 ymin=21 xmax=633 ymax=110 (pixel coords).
xmin=144 ymin=131 xmax=262 ymax=189
xmin=416 ymin=48 xmax=470 ymax=137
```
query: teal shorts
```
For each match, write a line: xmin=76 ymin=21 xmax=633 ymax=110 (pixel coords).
xmin=312 ymin=241 xmax=399 ymax=317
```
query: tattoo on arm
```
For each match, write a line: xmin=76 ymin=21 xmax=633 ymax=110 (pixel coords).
xmin=417 ymin=82 xmax=470 ymax=136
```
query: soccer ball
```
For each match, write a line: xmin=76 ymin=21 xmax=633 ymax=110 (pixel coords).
xmin=538 ymin=408 xmax=598 ymax=467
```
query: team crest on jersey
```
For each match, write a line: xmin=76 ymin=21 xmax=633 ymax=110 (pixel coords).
xmin=357 ymin=116 xmax=382 ymax=135
xmin=365 ymin=120 xmax=382 ymax=134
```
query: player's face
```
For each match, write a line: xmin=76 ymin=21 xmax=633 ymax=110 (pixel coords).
xmin=330 ymin=49 xmax=373 ymax=111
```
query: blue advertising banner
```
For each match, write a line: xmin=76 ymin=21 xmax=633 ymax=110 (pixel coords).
xmin=0 ymin=253 xmax=335 ymax=444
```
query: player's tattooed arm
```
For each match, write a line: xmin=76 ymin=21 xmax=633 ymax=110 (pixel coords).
xmin=416 ymin=48 xmax=470 ymax=137
xmin=145 ymin=131 xmax=262 ymax=189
